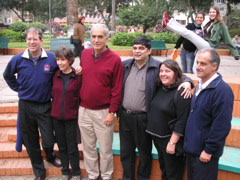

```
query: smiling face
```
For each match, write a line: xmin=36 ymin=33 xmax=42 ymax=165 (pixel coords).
xmin=56 ymin=56 xmax=72 ymax=74
xmin=195 ymin=14 xmax=204 ymax=26
xmin=159 ymin=64 xmax=175 ymax=87
xmin=209 ymin=8 xmax=217 ymax=20
xmin=26 ymin=32 xmax=42 ymax=56
xmin=133 ymin=44 xmax=151 ymax=63
xmin=196 ymin=52 xmax=218 ymax=83
xmin=91 ymin=27 xmax=108 ymax=55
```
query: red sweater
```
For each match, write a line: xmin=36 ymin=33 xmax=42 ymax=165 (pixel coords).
xmin=80 ymin=48 xmax=123 ymax=113
xmin=51 ymin=70 xmax=82 ymax=120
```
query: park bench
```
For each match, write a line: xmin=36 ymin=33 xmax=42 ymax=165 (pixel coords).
xmin=151 ymin=40 xmax=169 ymax=56
xmin=0 ymin=37 xmax=10 ymax=55
xmin=49 ymin=38 xmax=74 ymax=52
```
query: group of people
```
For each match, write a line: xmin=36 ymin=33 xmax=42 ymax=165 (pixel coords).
xmin=168 ymin=6 xmax=239 ymax=74
xmin=3 ymin=6 xmax=235 ymax=180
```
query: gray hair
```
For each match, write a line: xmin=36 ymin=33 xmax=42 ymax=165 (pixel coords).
xmin=26 ymin=27 xmax=43 ymax=40
xmin=91 ymin=24 xmax=109 ymax=37
xmin=197 ymin=48 xmax=220 ymax=70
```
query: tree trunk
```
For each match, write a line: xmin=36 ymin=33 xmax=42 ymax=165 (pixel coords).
xmin=67 ymin=0 xmax=78 ymax=30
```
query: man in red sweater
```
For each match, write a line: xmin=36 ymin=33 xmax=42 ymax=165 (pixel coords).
xmin=78 ymin=24 xmax=123 ymax=180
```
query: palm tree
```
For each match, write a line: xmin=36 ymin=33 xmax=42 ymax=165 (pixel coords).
xmin=67 ymin=0 xmax=78 ymax=29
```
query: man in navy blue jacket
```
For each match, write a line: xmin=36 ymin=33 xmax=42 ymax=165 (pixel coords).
xmin=3 ymin=27 xmax=61 ymax=180
xmin=184 ymin=48 xmax=234 ymax=180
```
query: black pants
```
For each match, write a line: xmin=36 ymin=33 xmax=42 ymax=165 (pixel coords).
xmin=119 ymin=110 xmax=152 ymax=180
xmin=18 ymin=100 xmax=55 ymax=177
xmin=53 ymin=119 xmax=80 ymax=176
xmin=186 ymin=153 xmax=219 ymax=180
xmin=152 ymin=136 xmax=185 ymax=180
xmin=73 ymin=39 xmax=84 ymax=58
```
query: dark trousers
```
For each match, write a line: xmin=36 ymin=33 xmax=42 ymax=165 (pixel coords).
xmin=53 ymin=119 xmax=80 ymax=176
xmin=186 ymin=153 xmax=219 ymax=180
xmin=119 ymin=110 xmax=152 ymax=180
xmin=18 ymin=100 xmax=55 ymax=177
xmin=152 ymin=137 xmax=185 ymax=180
xmin=73 ymin=39 xmax=84 ymax=58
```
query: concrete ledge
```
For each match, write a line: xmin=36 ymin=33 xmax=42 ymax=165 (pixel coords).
xmin=0 ymin=48 xmax=232 ymax=56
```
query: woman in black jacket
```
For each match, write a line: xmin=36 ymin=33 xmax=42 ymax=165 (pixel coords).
xmin=146 ymin=60 xmax=191 ymax=180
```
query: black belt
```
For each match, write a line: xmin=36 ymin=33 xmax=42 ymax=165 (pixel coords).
xmin=123 ymin=107 xmax=146 ymax=115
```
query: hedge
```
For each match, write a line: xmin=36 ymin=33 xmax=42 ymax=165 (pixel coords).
xmin=0 ymin=29 xmax=23 ymax=42
xmin=111 ymin=32 xmax=178 ymax=46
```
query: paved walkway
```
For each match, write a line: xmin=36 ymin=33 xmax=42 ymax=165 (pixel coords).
xmin=0 ymin=54 xmax=240 ymax=104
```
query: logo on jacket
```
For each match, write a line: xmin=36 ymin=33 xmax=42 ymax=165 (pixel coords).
xmin=44 ymin=64 xmax=50 ymax=73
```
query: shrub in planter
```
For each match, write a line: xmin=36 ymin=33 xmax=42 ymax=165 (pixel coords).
xmin=228 ymin=28 xmax=240 ymax=37
xmin=111 ymin=32 xmax=178 ymax=46
xmin=27 ymin=22 xmax=46 ymax=32
xmin=9 ymin=22 xmax=28 ymax=32
xmin=0 ymin=29 xmax=23 ymax=42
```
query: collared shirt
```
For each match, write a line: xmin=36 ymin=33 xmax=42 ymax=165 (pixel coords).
xmin=122 ymin=61 xmax=148 ymax=112
xmin=195 ymin=73 xmax=219 ymax=96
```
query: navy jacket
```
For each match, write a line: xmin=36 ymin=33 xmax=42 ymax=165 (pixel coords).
xmin=184 ymin=74 xmax=234 ymax=157
xmin=3 ymin=49 xmax=58 ymax=103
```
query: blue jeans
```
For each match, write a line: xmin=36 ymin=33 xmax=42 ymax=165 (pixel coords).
xmin=180 ymin=49 xmax=195 ymax=73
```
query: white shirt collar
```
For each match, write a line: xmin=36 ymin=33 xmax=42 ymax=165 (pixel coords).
xmin=195 ymin=73 xmax=219 ymax=96
xmin=22 ymin=48 xmax=48 ymax=59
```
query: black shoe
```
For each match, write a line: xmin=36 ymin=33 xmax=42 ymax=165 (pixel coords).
xmin=234 ymin=56 xmax=239 ymax=60
xmin=34 ymin=174 xmax=46 ymax=180
xmin=47 ymin=157 xmax=62 ymax=167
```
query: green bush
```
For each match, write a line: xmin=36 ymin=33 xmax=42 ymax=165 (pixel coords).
xmin=0 ymin=29 xmax=23 ymax=42
xmin=27 ymin=22 xmax=46 ymax=32
xmin=9 ymin=22 xmax=28 ymax=32
xmin=111 ymin=32 xmax=178 ymax=46
xmin=228 ymin=28 xmax=240 ymax=37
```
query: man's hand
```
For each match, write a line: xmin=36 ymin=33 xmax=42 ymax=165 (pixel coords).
xmin=74 ymin=66 xmax=82 ymax=75
xmin=104 ymin=113 xmax=115 ymax=126
xmin=178 ymin=82 xmax=192 ymax=98
xmin=199 ymin=150 xmax=212 ymax=163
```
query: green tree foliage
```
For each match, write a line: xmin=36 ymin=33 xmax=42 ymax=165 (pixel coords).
xmin=78 ymin=0 xmax=131 ymax=29
xmin=0 ymin=0 xmax=66 ymax=23
xmin=117 ymin=0 xmax=167 ymax=33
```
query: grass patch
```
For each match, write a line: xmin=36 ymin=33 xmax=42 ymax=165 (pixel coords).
xmin=8 ymin=38 xmax=175 ymax=50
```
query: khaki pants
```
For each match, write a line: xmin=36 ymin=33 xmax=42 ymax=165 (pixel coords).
xmin=78 ymin=106 xmax=114 ymax=179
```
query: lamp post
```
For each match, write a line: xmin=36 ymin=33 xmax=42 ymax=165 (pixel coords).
xmin=49 ymin=0 xmax=52 ymax=35
xmin=111 ymin=0 xmax=116 ymax=34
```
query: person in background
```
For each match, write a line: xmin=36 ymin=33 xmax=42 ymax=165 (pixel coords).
xmin=78 ymin=24 xmax=123 ymax=180
xmin=146 ymin=60 xmax=191 ymax=180
xmin=172 ymin=13 xmax=205 ymax=73
xmin=162 ymin=6 xmax=239 ymax=61
xmin=51 ymin=46 xmax=82 ymax=180
xmin=73 ymin=16 xmax=85 ymax=58
xmin=3 ymin=27 xmax=61 ymax=180
xmin=232 ymin=34 xmax=240 ymax=54
xmin=184 ymin=48 xmax=234 ymax=180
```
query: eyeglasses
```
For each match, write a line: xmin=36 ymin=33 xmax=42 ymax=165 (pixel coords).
xmin=133 ymin=46 xmax=146 ymax=51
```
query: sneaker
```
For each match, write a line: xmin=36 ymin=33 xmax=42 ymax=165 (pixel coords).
xmin=71 ymin=176 xmax=81 ymax=180
xmin=61 ymin=175 xmax=71 ymax=180
xmin=162 ymin=11 xmax=170 ymax=28
xmin=234 ymin=56 xmax=239 ymax=60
